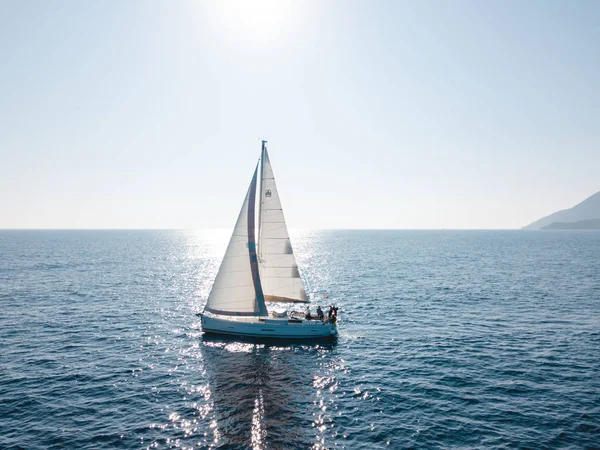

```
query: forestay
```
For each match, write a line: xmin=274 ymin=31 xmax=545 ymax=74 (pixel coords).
xmin=205 ymin=165 xmax=268 ymax=316
xmin=258 ymin=145 xmax=308 ymax=303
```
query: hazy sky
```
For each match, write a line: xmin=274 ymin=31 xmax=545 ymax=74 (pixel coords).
xmin=1 ymin=0 xmax=598 ymax=229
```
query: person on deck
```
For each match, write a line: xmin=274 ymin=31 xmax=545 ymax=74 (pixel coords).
xmin=305 ymin=306 xmax=312 ymax=320
xmin=317 ymin=306 xmax=324 ymax=321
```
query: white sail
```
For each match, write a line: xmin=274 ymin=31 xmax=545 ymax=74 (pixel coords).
xmin=205 ymin=165 xmax=268 ymax=316
xmin=258 ymin=144 xmax=308 ymax=303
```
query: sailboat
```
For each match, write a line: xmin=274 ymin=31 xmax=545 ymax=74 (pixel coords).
xmin=200 ymin=140 xmax=338 ymax=339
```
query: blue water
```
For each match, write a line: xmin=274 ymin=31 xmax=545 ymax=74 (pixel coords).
xmin=1 ymin=230 xmax=599 ymax=449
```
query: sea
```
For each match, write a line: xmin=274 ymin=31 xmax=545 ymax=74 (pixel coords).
xmin=1 ymin=230 xmax=599 ymax=449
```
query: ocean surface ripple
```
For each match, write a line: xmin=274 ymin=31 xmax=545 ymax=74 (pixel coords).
xmin=1 ymin=230 xmax=599 ymax=449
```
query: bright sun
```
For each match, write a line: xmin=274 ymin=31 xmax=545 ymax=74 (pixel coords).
xmin=213 ymin=0 xmax=294 ymax=45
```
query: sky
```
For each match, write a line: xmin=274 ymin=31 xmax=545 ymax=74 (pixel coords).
xmin=0 ymin=0 xmax=598 ymax=229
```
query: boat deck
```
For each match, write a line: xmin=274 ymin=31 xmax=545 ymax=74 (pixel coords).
xmin=201 ymin=311 xmax=337 ymax=338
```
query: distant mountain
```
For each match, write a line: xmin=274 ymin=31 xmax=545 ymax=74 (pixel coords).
xmin=523 ymin=191 xmax=600 ymax=230
xmin=541 ymin=219 xmax=600 ymax=230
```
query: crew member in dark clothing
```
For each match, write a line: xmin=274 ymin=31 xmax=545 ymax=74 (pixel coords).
xmin=317 ymin=306 xmax=324 ymax=321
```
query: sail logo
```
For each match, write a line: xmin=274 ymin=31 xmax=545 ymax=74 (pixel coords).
xmin=265 ymin=189 xmax=272 ymax=197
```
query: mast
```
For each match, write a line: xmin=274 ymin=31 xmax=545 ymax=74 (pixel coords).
xmin=258 ymin=139 xmax=267 ymax=261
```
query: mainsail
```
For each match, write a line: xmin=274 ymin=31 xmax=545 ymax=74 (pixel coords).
xmin=257 ymin=142 xmax=308 ymax=303
xmin=204 ymin=165 xmax=268 ymax=316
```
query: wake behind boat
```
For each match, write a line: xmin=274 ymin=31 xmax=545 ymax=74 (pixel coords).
xmin=199 ymin=140 xmax=338 ymax=339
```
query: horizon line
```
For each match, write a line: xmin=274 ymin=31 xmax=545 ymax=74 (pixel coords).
xmin=0 ymin=227 xmax=529 ymax=231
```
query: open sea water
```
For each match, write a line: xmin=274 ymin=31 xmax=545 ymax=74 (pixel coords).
xmin=1 ymin=230 xmax=599 ymax=449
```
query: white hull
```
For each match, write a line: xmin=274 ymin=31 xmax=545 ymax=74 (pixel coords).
xmin=201 ymin=313 xmax=337 ymax=339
